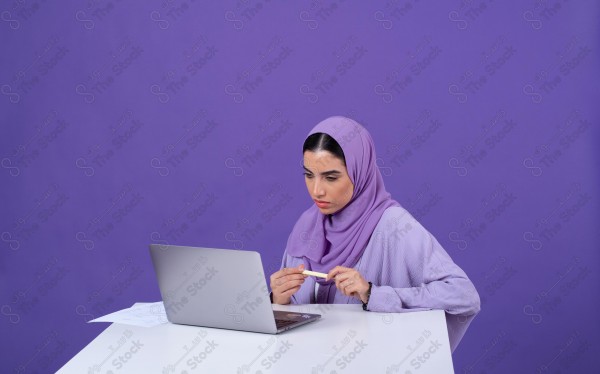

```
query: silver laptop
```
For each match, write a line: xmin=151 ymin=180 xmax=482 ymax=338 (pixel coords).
xmin=149 ymin=244 xmax=321 ymax=333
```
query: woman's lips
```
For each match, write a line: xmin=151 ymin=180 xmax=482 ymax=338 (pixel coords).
xmin=314 ymin=200 xmax=331 ymax=208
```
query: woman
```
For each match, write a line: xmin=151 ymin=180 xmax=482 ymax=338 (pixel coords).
xmin=270 ymin=116 xmax=480 ymax=352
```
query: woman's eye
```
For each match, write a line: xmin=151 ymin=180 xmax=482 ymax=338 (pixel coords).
xmin=326 ymin=177 xmax=338 ymax=182
xmin=304 ymin=173 xmax=314 ymax=178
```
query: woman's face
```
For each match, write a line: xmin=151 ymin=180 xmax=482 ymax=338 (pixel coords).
xmin=303 ymin=150 xmax=354 ymax=215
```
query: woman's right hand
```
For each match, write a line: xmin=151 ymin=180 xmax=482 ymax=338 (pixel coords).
xmin=270 ymin=264 xmax=307 ymax=304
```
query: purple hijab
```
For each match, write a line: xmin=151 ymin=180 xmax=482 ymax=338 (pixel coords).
xmin=285 ymin=116 xmax=399 ymax=302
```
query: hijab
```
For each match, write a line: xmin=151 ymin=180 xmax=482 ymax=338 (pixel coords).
xmin=285 ymin=116 xmax=399 ymax=302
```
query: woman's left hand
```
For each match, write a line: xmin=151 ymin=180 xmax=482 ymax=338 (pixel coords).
xmin=328 ymin=266 xmax=370 ymax=303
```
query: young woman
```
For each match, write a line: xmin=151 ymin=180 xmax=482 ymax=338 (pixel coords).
xmin=269 ymin=116 xmax=480 ymax=352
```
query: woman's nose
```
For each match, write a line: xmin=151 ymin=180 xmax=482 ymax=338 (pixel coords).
xmin=313 ymin=180 xmax=324 ymax=197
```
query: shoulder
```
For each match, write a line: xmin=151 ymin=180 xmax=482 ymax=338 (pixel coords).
xmin=377 ymin=206 xmax=421 ymax=231
xmin=371 ymin=206 xmax=430 ymax=246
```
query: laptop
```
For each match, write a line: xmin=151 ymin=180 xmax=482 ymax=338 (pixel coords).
xmin=149 ymin=244 xmax=321 ymax=333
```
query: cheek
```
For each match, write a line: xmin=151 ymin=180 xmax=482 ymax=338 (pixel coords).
xmin=304 ymin=178 xmax=313 ymax=191
xmin=342 ymin=182 xmax=354 ymax=201
xmin=347 ymin=186 xmax=354 ymax=200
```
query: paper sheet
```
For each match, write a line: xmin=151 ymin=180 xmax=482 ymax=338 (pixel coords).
xmin=89 ymin=301 xmax=169 ymax=327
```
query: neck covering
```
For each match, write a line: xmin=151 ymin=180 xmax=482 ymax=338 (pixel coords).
xmin=285 ymin=116 xmax=399 ymax=302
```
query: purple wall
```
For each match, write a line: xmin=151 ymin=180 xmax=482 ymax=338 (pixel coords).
xmin=1 ymin=1 xmax=599 ymax=372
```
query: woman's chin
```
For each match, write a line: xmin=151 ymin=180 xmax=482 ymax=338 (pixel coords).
xmin=318 ymin=206 xmax=338 ymax=215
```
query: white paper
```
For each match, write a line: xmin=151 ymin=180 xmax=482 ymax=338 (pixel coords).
xmin=89 ymin=302 xmax=169 ymax=327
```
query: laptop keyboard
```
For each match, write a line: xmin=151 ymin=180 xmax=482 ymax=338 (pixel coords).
xmin=275 ymin=318 xmax=298 ymax=329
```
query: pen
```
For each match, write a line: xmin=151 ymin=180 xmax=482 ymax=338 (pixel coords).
xmin=302 ymin=270 xmax=328 ymax=279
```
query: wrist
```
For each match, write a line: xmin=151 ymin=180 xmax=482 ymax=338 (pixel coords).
xmin=272 ymin=294 xmax=290 ymax=305
xmin=362 ymin=282 xmax=373 ymax=310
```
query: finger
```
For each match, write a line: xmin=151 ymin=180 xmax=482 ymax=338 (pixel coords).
xmin=286 ymin=274 xmax=310 ymax=280
xmin=335 ymin=271 xmax=355 ymax=282
xmin=333 ymin=273 xmax=345 ymax=290
xmin=344 ymin=280 xmax=368 ymax=301
xmin=337 ymin=270 xmax=365 ymax=286
xmin=279 ymin=286 xmax=301 ymax=298
xmin=327 ymin=266 xmax=341 ymax=280
xmin=272 ymin=273 xmax=305 ymax=289
xmin=275 ymin=274 xmax=307 ymax=288
xmin=275 ymin=278 xmax=305 ymax=293
xmin=281 ymin=266 xmax=305 ymax=276
xmin=342 ymin=277 xmax=366 ymax=298
xmin=275 ymin=275 xmax=306 ymax=287
xmin=333 ymin=272 xmax=355 ymax=291
xmin=273 ymin=267 xmax=304 ymax=283
xmin=340 ymin=283 xmax=353 ymax=297
xmin=332 ymin=277 xmax=349 ymax=295
xmin=327 ymin=266 xmax=349 ymax=280
xmin=342 ymin=278 xmax=357 ymax=295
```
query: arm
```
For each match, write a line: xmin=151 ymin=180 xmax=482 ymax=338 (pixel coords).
xmin=273 ymin=252 xmax=313 ymax=304
xmin=367 ymin=224 xmax=480 ymax=317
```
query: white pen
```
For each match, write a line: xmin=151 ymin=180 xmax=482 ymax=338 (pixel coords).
xmin=302 ymin=270 xmax=328 ymax=279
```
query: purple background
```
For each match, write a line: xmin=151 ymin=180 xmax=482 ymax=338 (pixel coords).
xmin=1 ymin=1 xmax=599 ymax=372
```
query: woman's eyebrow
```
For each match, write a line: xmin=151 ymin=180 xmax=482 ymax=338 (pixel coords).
xmin=303 ymin=166 xmax=341 ymax=176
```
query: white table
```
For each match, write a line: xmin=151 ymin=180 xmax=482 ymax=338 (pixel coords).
xmin=58 ymin=304 xmax=454 ymax=373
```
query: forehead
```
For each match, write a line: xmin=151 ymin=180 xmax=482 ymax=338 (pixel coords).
xmin=303 ymin=150 xmax=345 ymax=170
